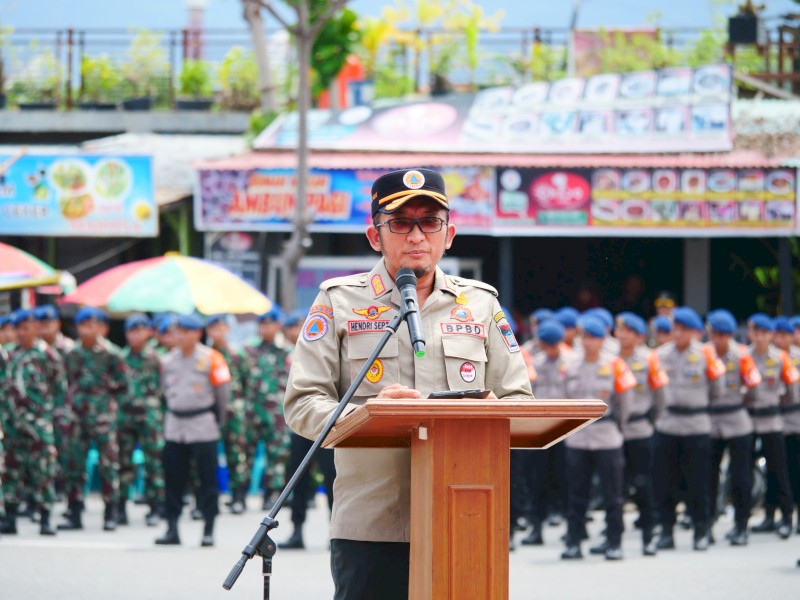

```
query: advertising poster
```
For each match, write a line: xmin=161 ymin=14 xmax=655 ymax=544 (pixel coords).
xmin=196 ymin=166 xmax=494 ymax=234
xmin=495 ymin=168 xmax=592 ymax=228
xmin=0 ymin=154 xmax=156 ymax=237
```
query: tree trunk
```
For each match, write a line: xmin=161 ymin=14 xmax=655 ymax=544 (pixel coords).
xmin=243 ymin=0 xmax=277 ymax=113
xmin=277 ymin=2 xmax=313 ymax=311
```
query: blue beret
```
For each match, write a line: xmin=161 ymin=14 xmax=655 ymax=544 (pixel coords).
xmin=531 ymin=308 xmax=554 ymax=323
xmin=616 ymin=311 xmax=646 ymax=335
xmin=748 ymin=312 xmax=768 ymax=325
xmin=578 ymin=315 xmax=606 ymax=338
xmin=75 ymin=307 xmax=105 ymax=325
xmin=34 ymin=304 xmax=59 ymax=321
xmin=281 ymin=309 xmax=308 ymax=328
xmin=673 ymin=306 xmax=704 ymax=331
xmin=555 ymin=307 xmax=579 ymax=329
xmin=707 ymin=311 xmax=736 ymax=334
xmin=774 ymin=316 xmax=793 ymax=333
xmin=790 ymin=316 xmax=800 ymax=330
xmin=750 ymin=314 xmax=774 ymax=332
xmin=177 ymin=314 xmax=205 ymax=330
xmin=258 ymin=305 xmax=284 ymax=323
xmin=585 ymin=307 xmax=614 ymax=330
xmin=205 ymin=313 xmax=229 ymax=327
xmin=0 ymin=314 xmax=11 ymax=327
xmin=12 ymin=308 xmax=37 ymax=327
xmin=537 ymin=319 xmax=565 ymax=345
xmin=156 ymin=314 xmax=178 ymax=335
xmin=653 ymin=315 xmax=672 ymax=333
xmin=124 ymin=313 xmax=151 ymax=332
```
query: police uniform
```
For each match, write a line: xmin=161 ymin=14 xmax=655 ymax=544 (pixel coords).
xmin=157 ymin=315 xmax=230 ymax=546
xmin=561 ymin=316 xmax=635 ymax=560
xmin=286 ymin=172 xmax=533 ymax=599
xmin=748 ymin=320 xmax=799 ymax=537
xmin=706 ymin=311 xmax=759 ymax=545
xmin=782 ymin=341 xmax=800 ymax=531
xmin=654 ymin=307 xmax=725 ymax=550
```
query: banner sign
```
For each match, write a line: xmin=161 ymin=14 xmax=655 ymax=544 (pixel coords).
xmin=196 ymin=166 xmax=495 ymax=234
xmin=254 ymin=65 xmax=733 ymax=154
xmin=495 ymin=167 xmax=797 ymax=235
xmin=0 ymin=154 xmax=156 ymax=237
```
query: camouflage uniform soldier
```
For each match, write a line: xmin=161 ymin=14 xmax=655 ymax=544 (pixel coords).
xmin=58 ymin=307 xmax=128 ymax=532
xmin=0 ymin=343 xmax=9 ymax=529
xmin=0 ymin=310 xmax=61 ymax=536
xmin=246 ymin=307 xmax=290 ymax=509
xmin=206 ymin=314 xmax=251 ymax=514
xmin=118 ymin=313 xmax=164 ymax=527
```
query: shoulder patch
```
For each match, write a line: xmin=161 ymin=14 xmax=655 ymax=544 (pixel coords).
xmin=450 ymin=276 xmax=498 ymax=297
xmin=320 ymin=272 xmax=369 ymax=292
xmin=303 ymin=315 xmax=329 ymax=342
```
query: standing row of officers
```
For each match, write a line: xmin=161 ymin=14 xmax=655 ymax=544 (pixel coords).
xmin=0 ymin=303 xmax=301 ymax=547
xmin=512 ymin=304 xmax=800 ymax=561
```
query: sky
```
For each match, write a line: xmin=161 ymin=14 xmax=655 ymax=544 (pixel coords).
xmin=1 ymin=0 xmax=798 ymax=31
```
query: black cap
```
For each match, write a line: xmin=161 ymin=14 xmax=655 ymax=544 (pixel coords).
xmin=371 ymin=168 xmax=448 ymax=216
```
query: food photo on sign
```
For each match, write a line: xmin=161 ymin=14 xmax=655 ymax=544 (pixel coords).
xmin=495 ymin=168 xmax=591 ymax=228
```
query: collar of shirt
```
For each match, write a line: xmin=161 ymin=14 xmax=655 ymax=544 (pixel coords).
xmin=370 ymin=259 xmax=457 ymax=306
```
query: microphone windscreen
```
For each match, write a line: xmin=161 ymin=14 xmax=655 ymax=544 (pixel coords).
xmin=395 ymin=268 xmax=417 ymax=289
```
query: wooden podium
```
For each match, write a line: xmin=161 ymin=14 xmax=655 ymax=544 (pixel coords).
xmin=323 ymin=398 xmax=606 ymax=600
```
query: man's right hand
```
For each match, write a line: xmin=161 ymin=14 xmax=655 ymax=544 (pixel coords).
xmin=375 ymin=383 xmax=422 ymax=400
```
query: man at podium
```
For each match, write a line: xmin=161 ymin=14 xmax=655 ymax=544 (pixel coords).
xmin=284 ymin=168 xmax=534 ymax=600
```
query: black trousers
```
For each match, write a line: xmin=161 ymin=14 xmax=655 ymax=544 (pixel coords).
xmin=330 ymin=539 xmax=409 ymax=600
xmin=510 ymin=449 xmax=529 ymax=527
xmin=162 ymin=440 xmax=218 ymax=522
xmin=565 ymin=446 xmax=625 ymax=546
xmin=786 ymin=433 xmax=800 ymax=508
xmin=757 ymin=431 xmax=794 ymax=520
xmin=518 ymin=444 xmax=566 ymax=525
xmin=653 ymin=432 xmax=710 ymax=538
xmin=285 ymin=432 xmax=335 ymax=527
xmin=623 ymin=436 xmax=656 ymax=540
xmin=709 ymin=434 xmax=753 ymax=529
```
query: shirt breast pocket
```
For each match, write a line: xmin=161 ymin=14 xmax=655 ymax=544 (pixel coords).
xmin=441 ymin=336 xmax=487 ymax=391
xmin=347 ymin=335 xmax=400 ymax=398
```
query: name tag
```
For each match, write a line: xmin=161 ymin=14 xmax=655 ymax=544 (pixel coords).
xmin=440 ymin=322 xmax=486 ymax=338
xmin=347 ymin=319 xmax=390 ymax=334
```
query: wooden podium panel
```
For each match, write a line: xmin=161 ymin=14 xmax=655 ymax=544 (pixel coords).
xmin=323 ymin=398 xmax=606 ymax=600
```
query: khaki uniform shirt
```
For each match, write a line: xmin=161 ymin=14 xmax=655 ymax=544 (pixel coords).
xmin=162 ymin=343 xmax=231 ymax=443
xmin=655 ymin=340 xmax=725 ymax=436
xmin=284 ymin=259 xmax=534 ymax=543
xmin=621 ymin=345 xmax=668 ymax=441
xmin=749 ymin=345 xmax=800 ymax=435
xmin=710 ymin=343 xmax=758 ymax=439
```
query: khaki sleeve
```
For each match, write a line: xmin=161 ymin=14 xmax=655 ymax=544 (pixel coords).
xmin=483 ymin=297 xmax=535 ymax=400
xmin=283 ymin=289 xmax=346 ymax=440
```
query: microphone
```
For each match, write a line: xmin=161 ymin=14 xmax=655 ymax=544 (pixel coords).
xmin=395 ymin=268 xmax=426 ymax=358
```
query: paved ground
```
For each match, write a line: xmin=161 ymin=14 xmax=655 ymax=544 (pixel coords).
xmin=0 ymin=494 xmax=798 ymax=599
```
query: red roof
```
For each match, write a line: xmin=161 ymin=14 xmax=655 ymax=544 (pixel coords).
xmin=195 ymin=149 xmax=785 ymax=171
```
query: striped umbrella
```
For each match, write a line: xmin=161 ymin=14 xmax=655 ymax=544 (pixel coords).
xmin=0 ymin=241 xmax=61 ymax=291
xmin=61 ymin=253 xmax=272 ymax=315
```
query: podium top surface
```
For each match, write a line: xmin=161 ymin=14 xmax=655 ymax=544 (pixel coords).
xmin=323 ymin=398 xmax=607 ymax=449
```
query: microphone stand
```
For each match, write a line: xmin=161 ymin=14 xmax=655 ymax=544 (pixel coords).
xmin=223 ymin=309 xmax=408 ymax=598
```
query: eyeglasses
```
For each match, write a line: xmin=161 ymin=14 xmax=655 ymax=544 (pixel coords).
xmin=376 ymin=216 xmax=447 ymax=234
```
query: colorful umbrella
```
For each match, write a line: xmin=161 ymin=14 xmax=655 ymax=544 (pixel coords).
xmin=61 ymin=253 xmax=273 ymax=315
xmin=0 ymin=241 xmax=61 ymax=291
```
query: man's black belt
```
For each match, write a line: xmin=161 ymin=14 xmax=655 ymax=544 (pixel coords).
xmin=709 ymin=404 xmax=744 ymax=415
xmin=667 ymin=405 xmax=708 ymax=416
xmin=627 ymin=411 xmax=651 ymax=423
xmin=748 ymin=406 xmax=781 ymax=417
xmin=168 ymin=404 xmax=216 ymax=418
xmin=781 ymin=404 xmax=800 ymax=414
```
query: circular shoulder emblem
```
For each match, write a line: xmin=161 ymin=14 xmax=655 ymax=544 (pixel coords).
xmin=403 ymin=170 xmax=425 ymax=190
xmin=451 ymin=306 xmax=473 ymax=322
xmin=460 ymin=361 xmax=477 ymax=383
xmin=303 ymin=316 xmax=329 ymax=342
xmin=366 ymin=359 xmax=384 ymax=383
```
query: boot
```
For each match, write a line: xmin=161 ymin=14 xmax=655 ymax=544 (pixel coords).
xmin=39 ymin=509 xmax=56 ymax=536
xmin=0 ymin=504 xmax=18 ymax=535
xmin=509 ymin=531 xmax=516 ymax=552
xmin=604 ymin=545 xmax=623 ymax=560
xmin=560 ymin=544 xmax=583 ymax=560
xmin=116 ymin=498 xmax=129 ymax=526
xmin=520 ymin=521 xmax=543 ymax=546
xmin=230 ymin=488 xmax=246 ymax=515
xmin=730 ymin=526 xmax=749 ymax=546
xmin=655 ymin=528 xmax=675 ymax=550
xmin=589 ymin=540 xmax=610 ymax=555
xmin=201 ymin=517 xmax=214 ymax=547
xmin=57 ymin=502 xmax=83 ymax=531
xmin=279 ymin=525 xmax=305 ymax=550
xmin=103 ymin=503 xmax=118 ymax=531
xmin=155 ymin=518 xmax=181 ymax=545
xmin=145 ymin=503 xmax=162 ymax=527
xmin=642 ymin=529 xmax=657 ymax=556
xmin=777 ymin=519 xmax=792 ymax=540
xmin=751 ymin=511 xmax=776 ymax=533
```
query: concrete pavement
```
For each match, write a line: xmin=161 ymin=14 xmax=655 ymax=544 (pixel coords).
xmin=0 ymin=494 xmax=798 ymax=599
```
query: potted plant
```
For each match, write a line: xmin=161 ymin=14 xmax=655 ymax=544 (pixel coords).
xmin=175 ymin=59 xmax=214 ymax=110
xmin=120 ymin=30 xmax=168 ymax=110
xmin=78 ymin=54 xmax=121 ymax=110
xmin=10 ymin=45 xmax=60 ymax=110
xmin=218 ymin=46 xmax=260 ymax=111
